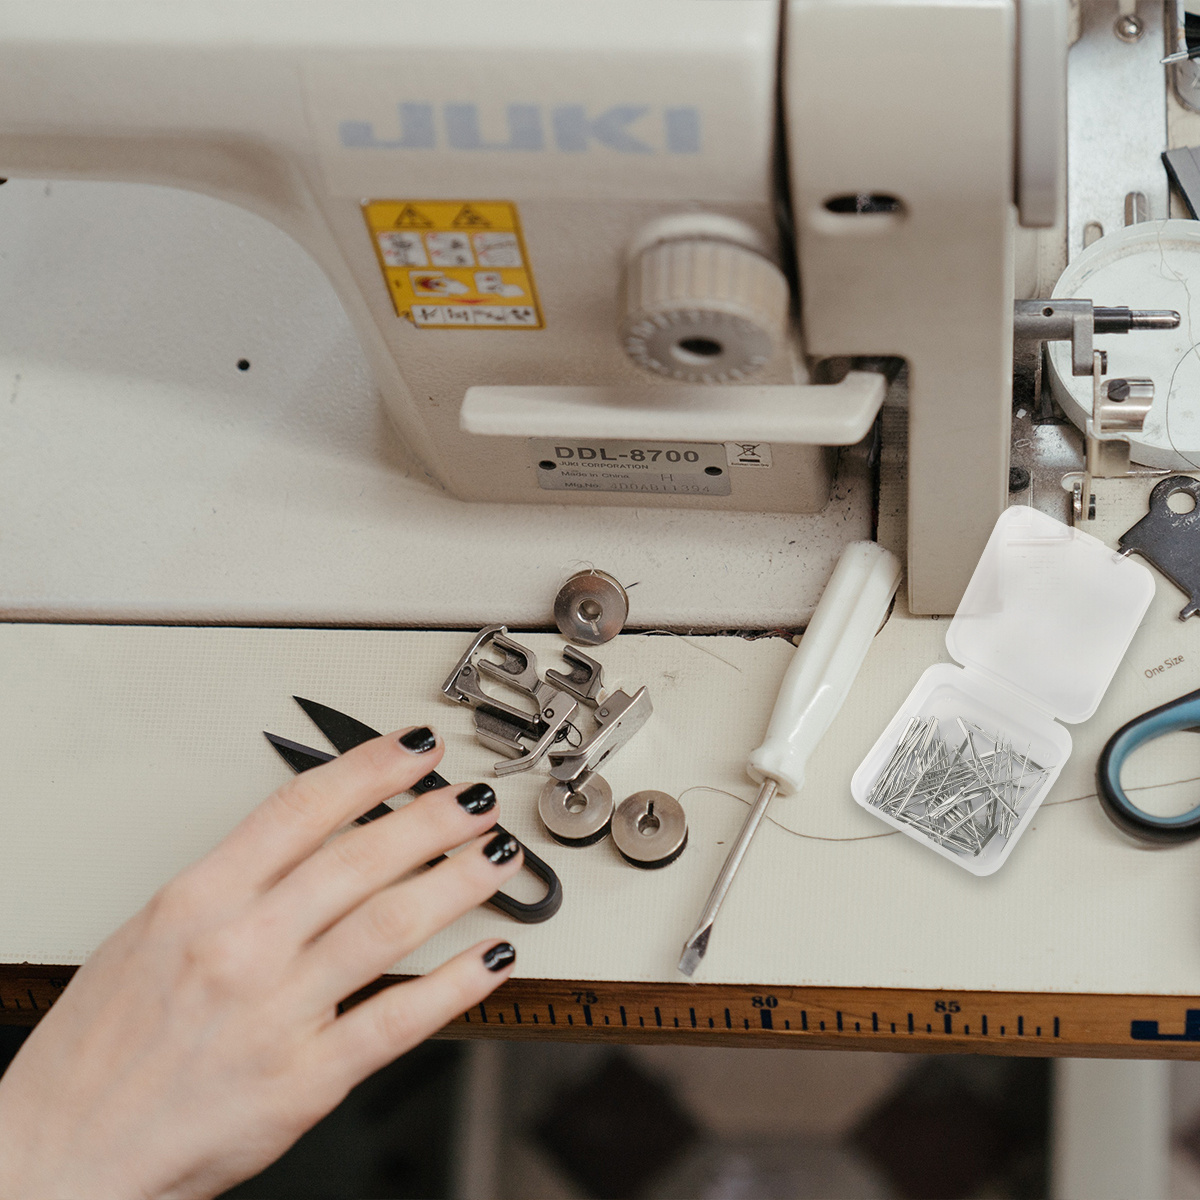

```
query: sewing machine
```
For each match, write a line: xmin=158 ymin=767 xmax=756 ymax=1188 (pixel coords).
xmin=0 ymin=0 xmax=1071 ymax=622
xmin=14 ymin=13 xmax=1200 ymax=1168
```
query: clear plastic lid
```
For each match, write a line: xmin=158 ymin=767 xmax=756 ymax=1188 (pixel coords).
xmin=945 ymin=506 xmax=1155 ymax=724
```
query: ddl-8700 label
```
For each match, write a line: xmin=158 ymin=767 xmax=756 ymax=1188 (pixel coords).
xmin=530 ymin=440 xmax=731 ymax=496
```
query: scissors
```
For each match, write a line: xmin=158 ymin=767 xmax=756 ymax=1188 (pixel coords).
xmin=264 ymin=695 xmax=563 ymax=922
xmin=1097 ymin=687 xmax=1200 ymax=844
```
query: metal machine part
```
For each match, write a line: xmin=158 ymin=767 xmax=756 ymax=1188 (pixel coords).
xmin=1089 ymin=376 xmax=1154 ymax=478
xmin=1162 ymin=144 xmax=1200 ymax=216
xmin=1013 ymin=299 xmax=1179 ymax=379
xmin=546 ymin=686 xmax=653 ymax=784
xmin=441 ymin=625 xmax=579 ymax=775
xmin=1067 ymin=0 xmax=1168 ymax=259
xmin=443 ymin=625 xmax=651 ymax=779
xmin=1118 ymin=475 xmax=1200 ymax=620
xmin=538 ymin=775 xmax=615 ymax=847
xmin=611 ymin=790 xmax=688 ymax=868
xmin=553 ymin=570 xmax=629 ymax=646
xmin=621 ymin=237 xmax=790 ymax=383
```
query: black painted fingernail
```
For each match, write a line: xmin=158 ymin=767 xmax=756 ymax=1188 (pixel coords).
xmin=399 ymin=726 xmax=436 ymax=753
xmin=483 ymin=942 xmax=516 ymax=972
xmin=457 ymin=783 xmax=496 ymax=815
xmin=483 ymin=832 xmax=520 ymax=865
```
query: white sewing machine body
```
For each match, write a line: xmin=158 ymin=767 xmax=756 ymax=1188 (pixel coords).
xmin=0 ymin=0 xmax=1063 ymax=618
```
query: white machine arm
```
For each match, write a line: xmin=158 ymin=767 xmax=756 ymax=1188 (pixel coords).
xmin=0 ymin=0 xmax=1065 ymax=613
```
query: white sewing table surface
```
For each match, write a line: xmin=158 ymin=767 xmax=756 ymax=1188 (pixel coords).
xmin=3 ymin=477 xmax=1200 ymax=997
xmin=0 ymin=177 xmax=1198 ymax=998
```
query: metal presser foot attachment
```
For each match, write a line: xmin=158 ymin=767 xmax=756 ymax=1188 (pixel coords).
xmin=441 ymin=625 xmax=580 ymax=774
xmin=443 ymin=626 xmax=653 ymax=779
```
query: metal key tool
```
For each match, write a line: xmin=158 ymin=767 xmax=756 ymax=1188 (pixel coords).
xmin=1118 ymin=476 xmax=1200 ymax=619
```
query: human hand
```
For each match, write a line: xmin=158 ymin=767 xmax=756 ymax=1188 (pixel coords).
xmin=0 ymin=725 xmax=521 ymax=1199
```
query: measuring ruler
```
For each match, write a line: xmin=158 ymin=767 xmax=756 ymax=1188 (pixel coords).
xmin=6 ymin=965 xmax=1198 ymax=1057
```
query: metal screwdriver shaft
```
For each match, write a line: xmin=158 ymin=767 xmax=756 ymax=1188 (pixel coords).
xmin=679 ymin=778 xmax=777 ymax=975
xmin=678 ymin=541 xmax=902 ymax=977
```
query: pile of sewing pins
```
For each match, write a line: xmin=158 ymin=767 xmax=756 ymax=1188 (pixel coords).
xmin=866 ymin=716 xmax=1048 ymax=856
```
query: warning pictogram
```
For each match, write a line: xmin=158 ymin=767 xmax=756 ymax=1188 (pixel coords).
xmin=450 ymin=204 xmax=492 ymax=229
xmin=363 ymin=200 xmax=542 ymax=330
xmin=393 ymin=204 xmax=433 ymax=229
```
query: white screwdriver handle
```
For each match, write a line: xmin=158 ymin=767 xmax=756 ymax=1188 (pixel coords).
xmin=747 ymin=541 xmax=901 ymax=795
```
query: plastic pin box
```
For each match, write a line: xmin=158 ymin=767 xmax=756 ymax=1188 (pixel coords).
xmin=850 ymin=506 xmax=1155 ymax=875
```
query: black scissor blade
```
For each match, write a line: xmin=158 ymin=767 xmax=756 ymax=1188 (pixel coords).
xmin=263 ymin=732 xmax=336 ymax=774
xmin=293 ymin=696 xmax=382 ymax=753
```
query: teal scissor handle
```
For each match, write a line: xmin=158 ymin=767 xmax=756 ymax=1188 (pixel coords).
xmin=1097 ymin=687 xmax=1200 ymax=844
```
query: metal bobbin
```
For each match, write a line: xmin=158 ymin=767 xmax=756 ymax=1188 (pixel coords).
xmin=611 ymin=790 xmax=688 ymax=868
xmin=554 ymin=570 xmax=628 ymax=645
xmin=538 ymin=775 xmax=614 ymax=847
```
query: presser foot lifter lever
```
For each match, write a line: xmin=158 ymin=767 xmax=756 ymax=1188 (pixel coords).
xmin=264 ymin=695 xmax=563 ymax=923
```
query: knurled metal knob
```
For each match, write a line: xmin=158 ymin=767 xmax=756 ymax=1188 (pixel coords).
xmin=621 ymin=238 xmax=790 ymax=383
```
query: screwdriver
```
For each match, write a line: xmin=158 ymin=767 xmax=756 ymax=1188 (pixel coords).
xmin=678 ymin=540 xmax=902 ymax=976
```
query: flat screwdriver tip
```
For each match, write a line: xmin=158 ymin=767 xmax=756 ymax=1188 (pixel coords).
xmin=677 ymin=926 xmax=711 ymax=977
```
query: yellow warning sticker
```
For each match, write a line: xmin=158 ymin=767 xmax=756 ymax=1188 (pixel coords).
xmin=362 ymin=200 xmax=543 ymax=330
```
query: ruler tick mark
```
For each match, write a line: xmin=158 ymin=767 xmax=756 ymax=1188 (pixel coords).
xmin=533 ymin=1013 xmax=539 ymax=1024
xmin=708 ymin=1017 xmax=714 ymax=1029
xmin=583 ymin=1005 xmax=593 ymax=1027
xmin=639 ymin=1016 xmax=645 ymax=1027
xmin=855 ymin=1022 xmax=860 ymax=1031
xmin=567 ymin=1013 xmax=574 ymax=1026
xmin=1054 ymin=1017 xmax=1061 ymax=1038
xmin=689 ymin=1008 xmax=697 ymax=1028
xmin=1036 ymin=1026 xmax=1041 ymax=1037
xmin=498 ymin=1012 xmax=504 ymax=1023
xmin=548 ymin=1003 xmax=556 ymax=1026
xmin=1018 ymin=1016 xmax=1024 ymax=1036
xmin=891 ymin=1023 xmax=896 ymax=1033
xmin=819 ymin=1020 xmax=826 ymax=1031
xmin=620 ymin=1005 xmax=627 ymax=1027
xmin=744 ymin=1018 xmax=750 ymax=1029
xmin=836 ymin=1011 xmax=843 ymax=1031
xmin=514 ymin=1003 xmax=522 ymax=1024
xmin=944 ymin=1014 xmax=952 ymax=1034
xmin=479 ymin=1004 xmax=488 ymax=1024
xmin=907 ymin=1013 xmax=914 ymax=1033
xmin=725 ymin=1008 xmax=732 ymax=1030
xmin=926 ymin=1024 xmax=932 ymax=1033
xmin=784 ymin=1019 xmax=790 ymax=1030
xmin=760 ymin=1009 xmax=773 ymax=1030
xmin=604 ymin=1015 xmax=609 ymax=1025
xmin=654 ymin=1007 xmax=662 ymax=1028
xmin=964 ymin=1024 xmax=970 ymax=1034
xmin=801 ymin=1010 xmax=808 ymax=1031
xmin=982 ymin=1014 xmax=988 ymax=1035
xmin=673 ymin=1017 xmax=679 ymax=1028
xmin=872 ymin=1012 xmax=879 ymax=1032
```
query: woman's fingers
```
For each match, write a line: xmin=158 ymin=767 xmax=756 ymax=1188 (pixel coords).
xmin=316 ymin=939 xmax=517 ymax=1088
xmin=294 ymin=830 xmax=523 ymax=1013
xmin=257 ymin=780 xmax=501 ymax=944
xmin=202 ymin=726 xmax=445 ymax=894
